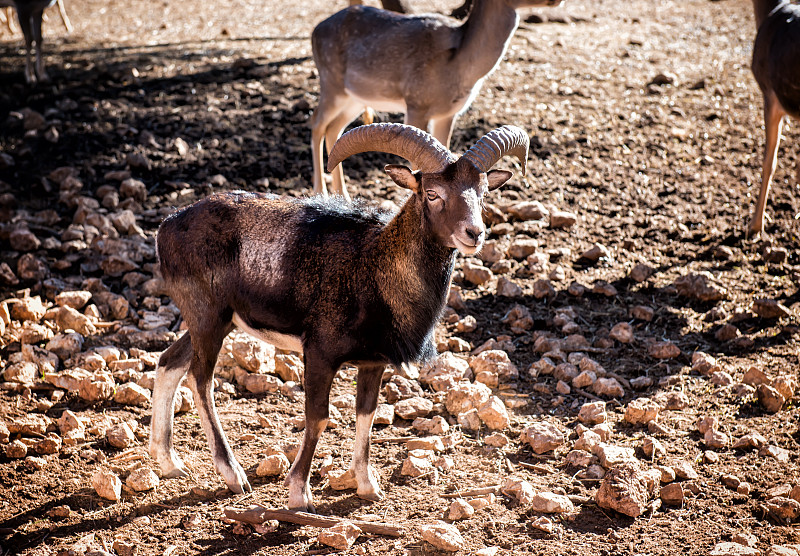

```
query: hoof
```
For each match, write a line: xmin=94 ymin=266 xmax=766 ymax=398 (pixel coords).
xmin=746 ymin=218 xmax=766 ymax=241
xmin=152 ymin=450 xmax=189 ymax=479
xmin=746 ymin=229 xmax=768 ymax=244
xmin=216 ymin=455 xmax=251 ymax=495
xmin=288 ymin=486 xmax=315 ymax=513
xmin=356 ymin=490 xmax=383 ymax=503
xmin=288 ymin=501 xmax=316 ymax=513
xmin=228 ymin=479 xmax=253 ymax=495
xmin=223 ymin=467 xmax=252 ymax=494
xmin=162 ymin=466 xmax=189 ymax=479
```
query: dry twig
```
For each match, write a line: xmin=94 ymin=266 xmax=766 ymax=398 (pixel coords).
xmin=372 ymin=436 xmax=417 ymax=444
xmin=223 ymin=506 xmax=405 ymax=537
xmin=440 ymin=485 xmax=501 ymax=498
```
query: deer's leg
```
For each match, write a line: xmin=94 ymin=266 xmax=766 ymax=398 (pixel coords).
xmin=31 ymin=9 xmax=48 ymax=83
xmin=749 ymin=90 xmax=786 ymax=237
xmin=149 ymin=332 xmax=193 ymax=478
xmin=2 ymin=8 xmax=14 ymax=34
xmin=185 ymin=321 xmax=249 ymax=493
xmin=403 ymin=109 xmax=432 ymax=171
xmin=285 ymin=348 xmax=337 ymax=512
xmin=431 ymin=115 xmax=456 ymax=150
xmin=349 ymin=364 xmax=384 ymax=502
xmin=403 ymin=109 xmax=429 ymax=135
xmin=57 ymin=0 xmax=72 ymax=33
xmin=311 ymin=93 xmax=351 ymax=198
xmin=325 ymin=102 xmax=364 ymax=201
xmin=15 ymin=6 xmax=35 ymax=84
xmin=451 ymin=0 xmax=473 ymax=19
xmin=380 ymin=0 xmax=409 ymax=13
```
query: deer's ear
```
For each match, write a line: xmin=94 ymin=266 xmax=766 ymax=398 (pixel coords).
xmin=385 ymin=165 xmax=421 ymax=192
xmin=486 ymin=169 xmax=513 ymax=191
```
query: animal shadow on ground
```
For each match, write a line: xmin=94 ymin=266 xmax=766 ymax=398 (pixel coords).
xmin=0 ymin=37 xmax=315 ymax=208
xmin=0 ymin=485 xmax=304 ymax=553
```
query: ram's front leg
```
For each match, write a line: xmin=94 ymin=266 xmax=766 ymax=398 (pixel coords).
xmin=350 ymin=364 xmax=384 ymax=502
xmin=285 ymin=349 xmax=337 ymax=512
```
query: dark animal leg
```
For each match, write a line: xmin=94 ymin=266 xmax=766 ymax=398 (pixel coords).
xmin=451 ymin=0 xmax=473 ymax=20
xmin=285 ymin=348 xmax=337 ymax=512
xmin=186 ymin=322 xmax=251 ymax=493
xmin=381 ymin=0 xmax=408 ymax=13
xmin=15 ymin=4 xmax=35 ymax=84
xmin=350 ymin=364 xmax=385 ymax=502
xmin=31 ymin=8 xmax=48 ymax=82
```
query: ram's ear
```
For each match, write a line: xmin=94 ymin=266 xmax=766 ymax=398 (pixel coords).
xmin=486 ymin=169 xmax=513 ymax=191
xmin=385 ymin=164 xmax=421 ymax=192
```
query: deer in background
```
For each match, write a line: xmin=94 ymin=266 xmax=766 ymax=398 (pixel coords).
xmin=310 ymin=0 xmax=562 ymax=199
xmin=2 ymin=0 xmax=70 ymax=34
xmin=0 ymin=0 xmax=71 ymax=84
xmin=748 ymin=0 xmax=800 ymax=237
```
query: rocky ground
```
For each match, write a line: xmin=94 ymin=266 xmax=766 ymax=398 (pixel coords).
xmin=0 ymin=0 xmax=799 ymax=554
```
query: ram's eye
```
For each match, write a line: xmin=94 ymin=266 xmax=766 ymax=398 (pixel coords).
xmin=426 ymin=190 xmax=439 ymax=201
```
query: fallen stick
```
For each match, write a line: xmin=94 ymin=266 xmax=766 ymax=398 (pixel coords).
xmin=518 ymin=461 xmax=555 ymax=474
xmin=572 ymin=387 xmax=603 ymax=402
xmin=600 ymin=369 xmax=631 ymax=389
xmin=223 ymin=506 xmax=405 ymax=537
xmin=440 ymin=485 xmax=501 ymax=498
xmin=0 ymin=382 xmax=58 ymax=393
xmin=372 ymin=435 xmax=417 ymax=444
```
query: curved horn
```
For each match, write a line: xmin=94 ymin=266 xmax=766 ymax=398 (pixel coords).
xmin=461 ymin=125 xmax=530 ymax=176
xmin=327 ymin=123 xmax=456 ymax=174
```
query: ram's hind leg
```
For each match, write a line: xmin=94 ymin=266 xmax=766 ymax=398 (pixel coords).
xmin=186 ymin=322 xmax=252 ymax=493
xmin=149 ymin=332 xmax=193 ymax=478
xmin=350 ymin=364 xmax=384 ymax=502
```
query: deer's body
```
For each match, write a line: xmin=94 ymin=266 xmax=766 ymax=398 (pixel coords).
xmin=310 ymin=0 xmax=560 ymax=199
xmin=316 ymin=5 xmax=513 ymax=118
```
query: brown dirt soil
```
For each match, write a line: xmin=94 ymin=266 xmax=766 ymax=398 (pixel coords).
xmin=1 ymin=0 xmax=799 ymax=554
